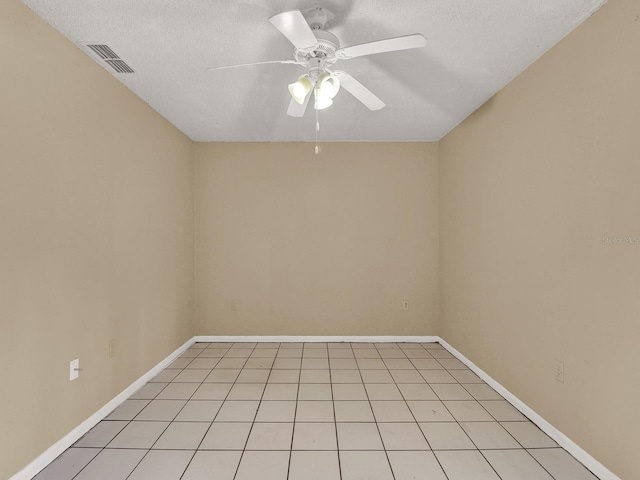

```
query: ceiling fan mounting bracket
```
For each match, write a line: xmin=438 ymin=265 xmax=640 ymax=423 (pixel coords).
xmin=302 ymin=6 xmax=335 ymax=31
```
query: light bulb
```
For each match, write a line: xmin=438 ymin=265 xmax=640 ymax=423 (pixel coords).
xmin=314 ymin=88 xmax=333 ymax=110
xmin=317 ymin=72 xmax=340 ymax=99
xmin=288 ymin=75 xmax=312 ymax=104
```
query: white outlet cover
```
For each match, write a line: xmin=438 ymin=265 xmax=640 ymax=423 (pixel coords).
xmin=69 ymin=359 xmax=79 ymax=381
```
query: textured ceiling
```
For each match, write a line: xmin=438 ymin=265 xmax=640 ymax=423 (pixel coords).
xmin=23 ymin=0 xmax=605 ymax=142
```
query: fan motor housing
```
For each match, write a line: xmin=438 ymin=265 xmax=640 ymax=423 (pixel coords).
xmin=294 ymin=29 xmax=340 ymax=67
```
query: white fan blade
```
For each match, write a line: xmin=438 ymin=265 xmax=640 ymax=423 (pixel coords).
xmin=336 ymin=34 xmax=426 ymax=59
xmin=333 ymin=71 xmax=385 ymax=111
xmin=287 ymin=91 xmax=311 ymax=117
xmin=269 ymin=10 xmax=317 ymax=50
xmin=207 ymin=60 xmax=298 ymax=71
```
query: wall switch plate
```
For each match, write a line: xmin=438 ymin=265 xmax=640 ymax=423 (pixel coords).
xmin=554 ymin=359 xmax=564 ymax=383
xmin=402 ymin=300 xmax=409 ymax=311
xmin=70 ymin=359 xmax=80 ymax=381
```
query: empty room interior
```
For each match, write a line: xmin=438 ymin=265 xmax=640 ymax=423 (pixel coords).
xmin=1 ymin=0 xmax=638 ymax=479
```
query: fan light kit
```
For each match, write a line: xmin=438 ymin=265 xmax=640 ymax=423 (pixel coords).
xmin=208 ymin=7 xmax=427 ymax=151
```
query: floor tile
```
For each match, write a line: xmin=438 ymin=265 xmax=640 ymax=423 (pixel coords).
xmin=435 ymin=450 xmax=501 ymax=480
xmin=292 ymin=422 xmax=337 ymax=450
xmin=276 ymin=350 xmax=303 ymax=359
xmin=169 ymin=358 xmax=195 ymax=368
xmin=480 ymin=400 xmax=528 ymax=421
xmin=243 ymin=358 xmax=274 ymax=369
xmin=136 ymin=399 xmax=187 ymax=421
xmin=105 ymin=399 xmax=149 ymax=420
xmin=431 ymin=384 xmax=474 ymax=400
xmin=153 ymin=422 xmax=209 ymax=449
xmin=128 ymin=450 xmax=194 ymax=480
xmin=429 ymin=350 xmax=455 ymax=359
xmin=462 ymin=383 xmax=503 ymax=400
xmin=236 ymin=369 xmax=270 ymax=383
xmin=192 ymin=382 xmax=232 ymax=400
xmin=384 ymin=359 xmax=415 ymax=369
xmin=334 ymin=400 xmax=374 ymax=422
xmin=365 ymin=384 xmax=403 ymax=400
xmin=528 ymin=448 xmax=599 ymax=480
xmin=301 ymin=358 xmax=329 ymax=369
xmin=378 ymin=422 xmax=430 ymax=450
xmin=250 ymin=348 xmax=278 ymax=358
xmin=289 ymin=451 xmax=340 ymax=480
xmin=173 ymin=369 xmax=211 ymax=383
xmin=419 ymin=369 xmax=457 ymax=383
xmin=397 ymin=383 xmax=438 ymax=400
xmin=410 ymin=359 xmax=443 ymax=369
xmin=419 ymin=422 xmax=476 ymax=450
xmin=73 ymin=449 xmax=147 ymax=480
xmin=34 ymin=448 xmax=100 ymax=480
xmin=332 ymin=383 xmax=368 ymax=400
xmin=330 ymin=370 xmax=362 ymax=383
xmin=461 ymin=421 xmax=520 ymax=449
xmin=296 ymin=400 xmax=334 ymax=422
xmin=129 ymin=382 xmax=168 ymax=400
xmin=74 ymin=421 xmax=127 ymax=447
xmin=156 ymin=383 xmax=200 ymax=400
xmin=215 ymin=358 xmax=246 ymax=369
xmin=501 ymin=421 xmax=557 ymax=448
xmin=181 ymin=450 xmax=242 ymax=480
xmin=273 ymin=358 xmax=302 ymax=369
xmin=227 ymin=383 xmax=265 ymax=400
xmin=174 ymin=400 xmax=222 ymax=421
xmin=199 ymin=422 xmax=252 ymax=450
xmin=298 ymin=383 xmax=332 ymax=400
xmin=483 ymin=449 xmax=554 ymax=479
xmin=303 ymin=349 xmax=328 ymax=358
xmin=198 ymin=348 xmax=227 ymax=358
xmin=255 ymin=400 xmax=297 ymax=422
xmin=267 ymin=369 xmax=300 ymax=383
xmin=390 ymin=369 xmax=427 ymax=383
xmin=329 ymin=358 xmax=358 ymax=369
xmin=151 ymin=369 xmax=181 ymax=383
xmin=263 ymin=383 xmax=298 ymax=400
xmin=450 ymin=369 xmax=483 ymax=383
xmin=407 ymin=401 xmax=455 ymax=422
xmin=337 ymin=422 xmax=384 ymax=450
xmin=387 ymin=451 xmax=447 ymax=480
xmin=357 ymin=358 xmax=387 ymax=369
xmin=245 ymin=422 xmax=293 ymax=450
xmin=360 ymin=370 xmax=394 ymax=383
xmin=299 ymin=369 xmax=330 ymax=382
xmin=185 ymin=357 xmax=220 ymax=369
xmin=204 ymin=369 xmax=240 ymax=383
xmin=353 ymin=349 xmax=381 ymax=359
xmin=234 ymin=451 xmax=290 ymax=480
xmin=371 ymin=400 xmax=415 ymax=422
xmin=340 ymin=451 xmax=394 ymax=480
xmin=224 ymin=349 xmax=253 ymax=358
xmin=444 ymin=401 xmax=494 ymax=421
xmin=215 ymin=400 xmax=259 ymax=421
xmin=107 ymin=421 xmax=169 ymax=448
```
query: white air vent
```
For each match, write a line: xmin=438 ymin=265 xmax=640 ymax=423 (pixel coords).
xmin=84 ymin=44 xmax=134 ymax=73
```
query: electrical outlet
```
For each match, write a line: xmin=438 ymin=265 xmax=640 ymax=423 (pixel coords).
xmin=231 ymin=299 xmax=238 ymax=311
xmin=69 ymin=359 xmax=80 ymax=381
xmin=109 ymin=339 xmax=116 ymax=358
xmin=402 ymin=300 xmax=409 ymax=311
xmin=554 ymin=360 xmax=564 ymax=383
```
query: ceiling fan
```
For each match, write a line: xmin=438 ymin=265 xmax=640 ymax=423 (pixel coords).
xmin=207 ymin=8 xmax=427 ymax=117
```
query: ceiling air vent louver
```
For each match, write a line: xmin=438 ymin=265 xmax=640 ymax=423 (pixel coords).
xmin=85 ymin=44 xmax=134 ymax=73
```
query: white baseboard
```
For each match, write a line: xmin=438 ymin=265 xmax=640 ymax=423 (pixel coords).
xmin=193 ymin=335 xmax=440 ymax=343
xmin=12 ymin=334 xmax=618 ymax=480
xmin=9 ymin=337 xmax=195 ymax=480
xmin=437 ymin=338 xmax=620 ymax=480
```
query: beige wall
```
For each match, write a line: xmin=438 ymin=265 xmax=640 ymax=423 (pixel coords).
xmin=439 ymin=0 xmax=639 ymax=478
xmin=0 ymin=1 xmax=194 ymax=478
xmin=195 ymin=143 xmax=439 ymax=336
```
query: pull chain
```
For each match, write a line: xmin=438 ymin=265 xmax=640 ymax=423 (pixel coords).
xmin=315 ymin=96 xmax=320 ymax=155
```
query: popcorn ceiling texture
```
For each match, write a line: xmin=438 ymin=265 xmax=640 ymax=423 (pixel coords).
xmin=23 ymin=0 xmax=605 ymax=142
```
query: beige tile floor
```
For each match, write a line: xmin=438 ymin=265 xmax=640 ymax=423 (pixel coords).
xmin=35 ymin=342 xmax=599 ymax=480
